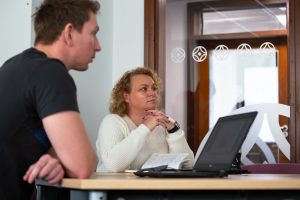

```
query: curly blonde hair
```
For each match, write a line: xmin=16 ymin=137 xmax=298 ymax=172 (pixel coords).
xmin=109 ymin=67 xmax=162 ymax=116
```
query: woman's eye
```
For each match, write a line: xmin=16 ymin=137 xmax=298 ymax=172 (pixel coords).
xmin=140 ymin=87 xmax=147 ymax=91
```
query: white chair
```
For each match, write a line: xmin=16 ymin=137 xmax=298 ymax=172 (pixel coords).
xmin=195 ymin=103 xmax=290 ymax=165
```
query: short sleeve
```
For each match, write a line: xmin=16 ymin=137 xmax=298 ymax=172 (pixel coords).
xmin=26 ymin=59 xmax=79 ymax=119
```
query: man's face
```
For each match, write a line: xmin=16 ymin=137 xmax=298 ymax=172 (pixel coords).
xmin=71 ymin=12 xmax=101 ymax=71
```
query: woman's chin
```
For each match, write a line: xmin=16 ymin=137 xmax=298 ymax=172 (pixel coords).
xmin=145 ymin=105 xmax=156 ymax=110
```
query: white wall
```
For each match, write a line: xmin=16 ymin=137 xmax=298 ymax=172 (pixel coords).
xmin=0 ymin=1 xmax=32 ymax=66
xmin=71 ymin=0 xmax=144 ymax=148
xmin=112 ymin=0 xmax=144 ymax=84
xmin=0 ymin=0 xmax=144 ymax=149
xmin=70 ymin=0 xmax=114 ymax=149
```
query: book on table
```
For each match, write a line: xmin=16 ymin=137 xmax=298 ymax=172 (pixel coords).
xmin=141 ymin=153 xmax=189 ymax=170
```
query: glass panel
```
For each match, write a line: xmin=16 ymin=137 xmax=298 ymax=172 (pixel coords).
xmin=202 ymin=7 xmax=286 ymax=35
xmin=165 ymin=0 xmax=289 ymax=163
xmin=209 ymin=49 xmax=278 ymax=142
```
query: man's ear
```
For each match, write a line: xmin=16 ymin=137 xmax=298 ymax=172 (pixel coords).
xmin=62 ymin=23 xmax=74 ymax=46
xmin=123 ymin=92 xmax=129 ymax=103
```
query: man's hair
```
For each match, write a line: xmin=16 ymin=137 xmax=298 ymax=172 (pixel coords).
xmin=33 ymin=0 xmax=100 ymax=45
xmin=109 ymin=67 xmax=162 ymax=116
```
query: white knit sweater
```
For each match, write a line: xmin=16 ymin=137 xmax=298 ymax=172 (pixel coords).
xmin=96 ymin=114 xmax=194 ymax=172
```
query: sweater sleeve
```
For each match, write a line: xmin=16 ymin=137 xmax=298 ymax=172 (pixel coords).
xmin=96 ymin=114 xmax=150 ymax=172
xmin=166 ymin=130 xmax=195 ymax=169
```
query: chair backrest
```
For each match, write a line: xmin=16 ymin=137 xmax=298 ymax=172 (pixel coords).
xmin=195 ymin=103 xmax=290 ymax=165
xmin=230 ymin=103 xmax=290 ymax=165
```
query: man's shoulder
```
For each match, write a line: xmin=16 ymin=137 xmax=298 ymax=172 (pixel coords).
xmin=11 ymin=48 xmax=67 ymax=76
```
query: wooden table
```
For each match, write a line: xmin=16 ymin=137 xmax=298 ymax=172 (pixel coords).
xmin=36 ymin=172 xmax=300 ymax=200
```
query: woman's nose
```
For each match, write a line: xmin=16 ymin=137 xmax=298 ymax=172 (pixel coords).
xmin=148 ymin=89 xmax=156 ymax=96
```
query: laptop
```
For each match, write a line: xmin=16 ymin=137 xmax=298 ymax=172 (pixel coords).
xmin=134 ymin=111 xmax=258 ymax=178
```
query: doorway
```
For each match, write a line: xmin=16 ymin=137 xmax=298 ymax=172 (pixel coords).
xmin=144 ymin=0 xmax=300 ymax=163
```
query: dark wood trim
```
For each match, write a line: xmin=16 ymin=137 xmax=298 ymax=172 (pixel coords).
xmin=289 ymin=0 xmax=300 ymax=162
xmin=288 ymin=0 xmax=296 ymax=162
xmin=191 ymin=30 xmax=288 ymax=41
xmin=144 ymin=0 xmax=166 ymax=107
xmin=144 ymin=0 xmax=154 ymax=70
xmin=188 ymin=0 xmax=286 ymax=13
xmin=197 ymin=53 xmax=210 ymax=150
xmin=288 ymin=0 xmax=295 ymax=162
xmin=186 ymin=39 xmax=200 ymax=153
xmin=296 ymin=0 xmax=300 ymax=163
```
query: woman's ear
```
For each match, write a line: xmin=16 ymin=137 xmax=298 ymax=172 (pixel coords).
xmin=123 ymin=92 xmax=129 ymax=103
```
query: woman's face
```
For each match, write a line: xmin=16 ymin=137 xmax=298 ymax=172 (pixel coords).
xmin=123 ymin=74 xmax=158 ymax=112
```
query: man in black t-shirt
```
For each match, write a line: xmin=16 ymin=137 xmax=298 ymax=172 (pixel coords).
xmin=0 ymin=1 xmax=101 ymax=199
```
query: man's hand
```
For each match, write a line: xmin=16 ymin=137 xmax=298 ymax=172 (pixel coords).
xmin=23 ymin=154 xmax=64 ymax=184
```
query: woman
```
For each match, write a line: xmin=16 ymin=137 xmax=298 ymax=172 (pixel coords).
xmin=96 ymin=67 xmax=194 ymax=172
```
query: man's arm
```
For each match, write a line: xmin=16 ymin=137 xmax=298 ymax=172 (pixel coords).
xmin=42 ymin=111 xmax=97 ymax=178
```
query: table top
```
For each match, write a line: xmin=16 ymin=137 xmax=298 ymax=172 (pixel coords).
xmin=37 ymin=173 xmax=300 ymax=191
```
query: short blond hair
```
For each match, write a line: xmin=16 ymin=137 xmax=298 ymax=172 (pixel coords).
xmin=109 ymin=67 xmax=162 ymax=116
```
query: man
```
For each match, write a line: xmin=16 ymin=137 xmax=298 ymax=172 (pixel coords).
xmin=0 ymin=0 xmax=101 ymax=199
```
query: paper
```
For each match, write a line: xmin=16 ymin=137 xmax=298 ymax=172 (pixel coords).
xmin=141 ymin=153 xmax=189 ymax=169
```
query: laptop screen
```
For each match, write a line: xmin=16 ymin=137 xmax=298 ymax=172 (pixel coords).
xmin=194 ymin=112 xmax=257 ymax=172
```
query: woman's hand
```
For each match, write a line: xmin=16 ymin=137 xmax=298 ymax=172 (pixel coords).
xmin=23 ymin=154 xmax=64 ymax=184
xmin=142 ymin=110 xmax=175 ymax=131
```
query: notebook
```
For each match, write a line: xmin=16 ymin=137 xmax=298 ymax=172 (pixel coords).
xmin=134 ymin=111 xmax=258 ymax=178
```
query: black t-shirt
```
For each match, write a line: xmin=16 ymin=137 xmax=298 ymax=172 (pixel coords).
xmin=0 ymin=48 xmax=79 ymax=200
